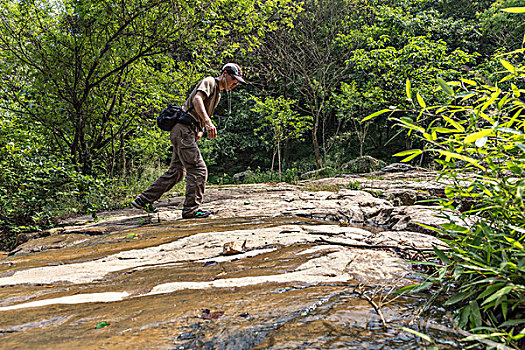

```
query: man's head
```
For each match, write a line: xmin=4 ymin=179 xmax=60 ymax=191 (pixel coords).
xmin=221 ymin=63 xmax=245 ymax=91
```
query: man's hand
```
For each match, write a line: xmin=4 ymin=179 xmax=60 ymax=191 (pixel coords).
xmin=196 ymin=131 xmax=204 ymax=141
xmin=193 ymin=91 xmax=217 ymax=139
xmin=205 ymin=120 xmax=217 ymax=139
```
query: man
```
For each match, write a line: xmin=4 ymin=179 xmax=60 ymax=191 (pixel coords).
xmin=132 ymin=63 xmax=244 ymax=218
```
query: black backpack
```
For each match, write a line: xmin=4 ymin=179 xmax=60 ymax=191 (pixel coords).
xmin=157 ymin=78 xmax=219 ymax=131
xmin=156 ymin=105 xmax=182 ymax=131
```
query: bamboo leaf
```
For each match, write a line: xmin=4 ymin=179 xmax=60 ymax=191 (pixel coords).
xmin=401 ymin=152 xmax=422 ymax=162
xmin=504 ymin=236 xmax=524 ymax=250
xmin=500 ymin=319 xmax=525 ymax=327
xmin=501 ymin=7 xmax=525 ymax=13
xmin=362 ymin=109 xmax=391 ymax=122
xmin=508 ymin=224 xmax=525 ymax=234
xmin=406 ymin=78 xmax=412 ymax=100
xmin=416 ymin=93 xmax=426 ymax=108
xmin=393 ymin=149 xmax=423 ymax=157
xmin=436 ymin=150 xmax=485 ymax=170
xmin=497 ymin=127 xmax=522 ymax=135
xmin=500 ymin=60 xmax=516 ymax=74
xmin=464 ymin=129 xmax=493 ymax=144
xmin=481 ymin=286 xmax=514 ymax=306
xmin=475 ymin=136 xmax=488 ymax=148
xmin=444 ymin=291 xmax=471 ymax=305
xmin=399 ymin=327 xmax=433 ymax=343
xmin=460 ymin=78 xmax=477 ymax=86
xmin=433 ymin=245 xmax=451 ymax=264
xmin=437 ymin=77 xmax=454 ymax=96
xmin=469 ymin=301 xmax=482 ymax=328
xmin=434 ymin=127 xmax=461 ymax=134
xmin=478 ymin=283 xmax=507 ymax=300
xmin=442 ymin=116 xmax=465 ymax=132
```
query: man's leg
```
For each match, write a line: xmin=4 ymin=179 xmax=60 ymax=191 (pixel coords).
xmin=182 ymin=157 xmax=208 ymax=218
xmin=135 ymin=138 xmax=185 ymax=209
xmin=172 ymin=124 xmax=208 ymax=218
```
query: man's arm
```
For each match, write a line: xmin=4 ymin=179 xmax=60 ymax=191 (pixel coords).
xmin=192 ymin=91 xmax=217 ymax=139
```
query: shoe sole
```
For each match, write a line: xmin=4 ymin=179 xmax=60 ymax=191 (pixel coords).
xmin=132 ymin=202 xmax=157 ymax=213
xmin=183 ymin=213 xmax=211 ymax=219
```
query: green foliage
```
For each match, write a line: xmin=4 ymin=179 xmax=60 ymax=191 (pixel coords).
xmin=388 ymin=53 xmax=525 ymax=347
xmin=199 ymin=90 xmax=270 ymax=174
xmin=252 ymin=95 xmax=312 ymax=181
xmin=478 ymin=0 xmax=525 ymax=52
xmin=0 ymin=113 xmax=100 ymax=249
xmin=209 ymin=167 xmax=300 ymax=185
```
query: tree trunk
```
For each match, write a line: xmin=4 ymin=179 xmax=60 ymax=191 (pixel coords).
xmin=277 ymin=138 xmax=281 ymax=182
xmin=271 ymin=148 xmax=277 ymax=181
xmin=121 ymin=133 xmax=126 ymax=177
xmin=312 ymin=127 xmax=322 ymax=168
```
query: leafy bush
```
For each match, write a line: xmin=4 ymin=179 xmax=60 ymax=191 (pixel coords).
xmin=0 ymin=145 xmax=98 ymax=249
xmin=381 ymin=51 xmax=525 ymax=348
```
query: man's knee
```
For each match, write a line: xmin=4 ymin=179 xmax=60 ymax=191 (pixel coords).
xmin=187 ymin=162 xmax=207 ymax=184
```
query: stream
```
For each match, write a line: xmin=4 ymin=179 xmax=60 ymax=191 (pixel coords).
xmin=0 ymin=216 xmax=470 ymax=349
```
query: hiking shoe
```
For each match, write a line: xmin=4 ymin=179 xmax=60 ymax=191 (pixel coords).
xmin=183 ymin=209 xmax=211 ymax=219
xmin=131 ymin=197 xmax=158 ymax=213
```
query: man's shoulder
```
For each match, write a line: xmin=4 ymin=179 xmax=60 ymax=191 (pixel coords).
xmin=196 ymin=77 xmax=218 ymax=97
xmin=199 ymin=76 xmax=216 ymax=87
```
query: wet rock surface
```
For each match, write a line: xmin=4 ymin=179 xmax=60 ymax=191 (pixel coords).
xmin=0 ymin=172 xmax=469 ymax=349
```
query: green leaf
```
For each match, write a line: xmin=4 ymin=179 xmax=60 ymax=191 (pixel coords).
xmin=462 ymin=333 xmax=506 ymax=341
xmin=396 ymin=284 xmax=423 ymax=294
xmin=444 ymin=291 xmax=471 ymax=305
xmin=508 ymin=224 xmax=525 ymax=234
xmin=433 ymin=245 xmax=451 ymax=264
xmin=500 ymin=60 xmax=517 ymax=74
xmin=441 ymin=223 xmax=469 ymax=233
xmin=435 ymin=150 xmax=485 ymax=170
xmin=96 ymin=321 xmax=111 ymax=329
xmin=512 ymin=84 xmax=521 ymax=97
xmin=434 ymin=127 xmax=461 ymax=134
xmin=500 ymin=319 xmax=525 ymax=327
xmin=460 ymin=78 xmax=477 ymax=86
xmin=442 ymin=116 xmax=465 ymax=132
xmin=501 ymin=7 xmax=525 ymax=13
xmin=437 ymin=77 xmax=454 ymax=96
xmin=497 ymin=127 xmax=522 ymax=135
xmin=504 ymin=236 xmax=524 ymax=250
xmin=406 ymin=78 xmax=412 ymax=100
xmin=399 ymin=327 xmax=433 ymax=343
xmin=477 ymin=283 xmax=507 ymax=300
xmin=481 ymin=286 xmax=514 ymax=306
xmin=393 ymin=149 xmax=423 ymax=157
xmin=362 ymin=109 xmax=391 ymax=122
xmin=464 ymin=129 xmax=493 ymax=144
xmin=469 ymin=300 xmax=482 ymax=328
xmin=416 ymin=93 xmax=426 ymax=109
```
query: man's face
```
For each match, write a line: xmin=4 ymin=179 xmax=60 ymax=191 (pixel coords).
xmin=225 ymin=73 xmax=239 ymax=91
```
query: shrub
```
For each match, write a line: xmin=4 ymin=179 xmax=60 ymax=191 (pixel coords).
xmin=383 ymin=52 xmax=525 ymax=348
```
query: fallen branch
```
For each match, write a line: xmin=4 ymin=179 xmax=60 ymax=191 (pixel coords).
xmin=353 ymin=285 xmax=387 ymax=329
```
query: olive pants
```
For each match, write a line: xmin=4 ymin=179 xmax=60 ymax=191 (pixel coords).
xmin=138 ymin=123 xmax=207 ymax=217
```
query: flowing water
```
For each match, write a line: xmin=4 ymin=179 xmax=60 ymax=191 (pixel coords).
xmin=0 ymin=216 xmax=469 ymax=349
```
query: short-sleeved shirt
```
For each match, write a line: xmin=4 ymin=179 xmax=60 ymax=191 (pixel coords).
xmin=182 ymin=77 xmax=221 ymax=129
